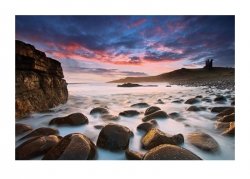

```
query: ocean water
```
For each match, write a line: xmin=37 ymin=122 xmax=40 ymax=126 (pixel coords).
xmin=16 ymin=83 xmax=235 ymax=160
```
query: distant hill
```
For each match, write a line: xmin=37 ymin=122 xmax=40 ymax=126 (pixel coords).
xmin=108 ymin=67 xmax=235 ymax=84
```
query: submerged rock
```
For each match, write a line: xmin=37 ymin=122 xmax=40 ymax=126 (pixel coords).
xmin=142 ymin=110 xmax=168 ymax=122
xmin=90 ymin=107 xmax=109 ymax=115
xmin=168 ymin=112 xmax=180 ymax=119
xmin=143 ymin=144 xmax=202 ymax=160
xmin=125 ymin=149 xmax=144 ymax=160
xmin=16 ymin=135 xmax=61 ymax=160
xmin=15 ymin=40 xmax=68 ymax=119
xmin=184 ymin=98 xmax=200 ymax=104
xmin=187 ymin=106 xmax=206 ymax=112
xmin=171 ymin=99 xmax=184 ymax=103
xmin=20 ymin=127 xmax=59 ymax=140
xmin=119 ymin=110 xmax=140 ymax=117
xmin=187 ymin=132 xmax=219 ymax=152
xmin=141 ymin=128 xmax=184 ymax=150
xmin=94 ymin=125 xmax=104 ymax=129
xmin=117 ymin=83 xmax=142 ymax=87
xmin=144 ymin=106 xmax=161 ymax=116
xmin=43 ymin=133 xmax=96 ymax=160
xmin=16 ymin=123 xmax=32 ymax=136
xmin=214 ymin=95 xmax=227 ymax=102
xmin=131 ymin=102 xmax=149 ymax=108
xmin=97 ymin=123 xmax=131 ymax=151
xmin=101 ymin=114 xmax=120 ymax=121
xmin=156 ymin=99 xmax=165 ymax=104
xmin=49 ymin=113 xmax=88 ymax=126
xmin=202 ymin=97 xmax=212 ymax=103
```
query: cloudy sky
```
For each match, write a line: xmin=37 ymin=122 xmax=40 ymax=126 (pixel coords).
xmin=16 ymin=16 xmax=235 ymax=83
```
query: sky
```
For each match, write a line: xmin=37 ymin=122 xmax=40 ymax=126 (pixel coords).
xmin=16 ymin=16 xmax=235 ymax=83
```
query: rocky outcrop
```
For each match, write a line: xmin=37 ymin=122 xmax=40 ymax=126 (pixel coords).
xmin=16 ymin=40 xmax=68 ymax=119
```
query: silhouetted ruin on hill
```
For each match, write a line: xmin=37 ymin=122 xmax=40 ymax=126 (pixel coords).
xmin=204 ymin=59 xmax=213 ymax=70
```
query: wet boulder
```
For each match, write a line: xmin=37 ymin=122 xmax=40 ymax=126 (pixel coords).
xmin=216 ymin=108 xmax=235 ymax=117
xmin=131 ymin=103 xmax=149 ymax=108
xmin=142 ymin=110 xmax=168 ymax=122
xmin=16 ymin=135 xmax=61 ymax=160
xmin=168 ymin=112 xmax=180 ymax=119
xmin=119 ymin=110 xmax=140 ymax=117
xmin=214 ymin=95 xmax=227 ymax=103
xmin=195 ymin=95 xmax=203 ymax=98
xmin=141 ymin=128 xmax=184 ymax=150
xmin=187 ymin=132 xmax=219 ymax=152
xmin=101 ymin=114 xmax=120 ymax=121
xmin=143 ymin=144 xmax=202 ymax=160
xmin=16 ymin=123 xmax=32 ymax=136
xmin=144 ymin=106 xmax=161 ymax=116
xmin=184 ymin=98 xmax=200 ymax=104
xmin=171 ymin=99 xmax=184 ymax=104
xmin=94 ymin=125 xmax=104 ymax=129
xmin=202 ymin=97 xmax=212 ymax=103
xmin=218 ymin=113 xmax=235 ymax=122
xmin=49 ymin=113 xmax=88 ymax=126
xmin=156 ymin=99 xmax=164 ymax=104
xmin=187 ymin=106 xmax=201 ymax=112
xmin=90 ymin=107 xmax=109 ymax=115
xmin=211 ymin=107 xmax=234 ymax=113
xmin=43 ymin=133 xmax=96 ymax=160
xmin=97 ymin=123 xmax=131 ymax=151
xmin=125 ymin=149 xmax=144 ymax=160
xmin=222 ymin=122 xmax=235 ymax=136
xmin=20 ymin=127 xmax=59 ymax=140
xmin=137 ymin=121 xmax=157 ymax=132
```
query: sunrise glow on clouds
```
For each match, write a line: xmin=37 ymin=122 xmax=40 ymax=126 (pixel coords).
xmin=16 ymin=16 xmax=235 ymax=82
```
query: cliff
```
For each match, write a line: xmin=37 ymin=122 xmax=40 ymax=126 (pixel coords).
xmin=15 ymin=40 xmax=68 ymax=119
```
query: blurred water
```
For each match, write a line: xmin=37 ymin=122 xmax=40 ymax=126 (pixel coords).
xmin=16 ymin=83 xmax=235 ymax=160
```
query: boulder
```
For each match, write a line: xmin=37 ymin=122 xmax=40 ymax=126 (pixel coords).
xmin=16 ymin=135 xmax=61 ymax=160
xmin=202 ymin=97 xmax=212 ymax=103
xmin=211 ymin=107 xmax=234 ymax=113
xmin=21 ymin=127 xmax=59 ymax=140
xmin=156 ymin=99 xmax=164 ymax=104
xmin=43 ymin=133 xmax=96 ymax=160
xmin=168 ymin=112 xmax=180 ymax=119
xmin=119 ymin=110 xmax=140 ymax=117
xmin=218 ymin=113 xmax=235 ymax=122
xmin=171 ymin=99 xmax=184 ymax=104
xmin=214 ymin=95 xmax=227 ymax=102
xmin=143 ymin=144 xmax=202 ymax=160
xmin=222 ymin=122 xmax=235 ymax=136
xmin=142 ymin=110 xmax=168 ymax=122
xmin=101 ymin=114 xmax=120 ymax=121
xmin=94 ymin=125 xmax=104 ymax=129
xmin=137 ymin=121 xmax=157 ymax=132
xmin=16 ymin=123 xmax=32 ymax=136
xmin=49 ymin=113 xmax=88 ymax=126
xmin=97 ymin=123 xmax=131 ymax=151
xmin=187 ymin=106 xmax=201 ymax=112
xmin=141 ymin=128 xmax=184 ymax=150
xmin=16 ymin=40 xmax=68 ymax=119
xmin=187 ymin=132 xmax=219 ymax=152
xmin=216 ymin=108 xmax=235 ymax=117
xmin=144 ymin=106 xmax=161 ymax=116
xmin=90 ymin=107 xmax=109 ymax=115
xmin=184 ymin=98 xmax=200 ymax=104
xmin=125 ymin=149 xmax=144 ymax=160
xmin=195 ymin=95 xmax=203 ymax=98
xmin=131 ymin=103 xmax=149 ymax=108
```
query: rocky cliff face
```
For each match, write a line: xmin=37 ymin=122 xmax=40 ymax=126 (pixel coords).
xmin=16 ymin=40 xmax=68 ymax=119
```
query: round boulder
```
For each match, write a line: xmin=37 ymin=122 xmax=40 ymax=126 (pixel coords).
xmin=187 ymin=132 xmax=219 ymax=152
xmin=187 ymin=106 xmax=201 ymax=112
xmin=97 ymin=123 xmax=131 ymax=151
xmin=168 ymin=112 xmax=180 ymax=119
xmin=49 ymin=113 xmax=88 ymax=126
xmin=101 ymin=114 xmax=120 ymax=121
xmin=16 ymin=135 xmax=61 ymax=160
xmin=184 ymin=98 xmax=200 ymax=104
xmin=214 ymin=95 xmax=227 ymax=102
xmin=16 ymin=123 xmax=32 ymax=136
xmin=143 ymin=144 xmax=202 ymax=160
xmin=131 ymin=102 xmax=150 ymax=108
xmin=137 ymin=122 xmax=157 ymax=132
xmin=142 ymin=110 xmax=168 ymax=122
xmin=119 ymin=110 xmax=140 ymax=117
xmin=90 ymin=107 xmax=109 ymax=115
xmin=43 ymin=133 xmax=96 ymax=160
xmin=144 ymin=106 xmax=161 ymax=116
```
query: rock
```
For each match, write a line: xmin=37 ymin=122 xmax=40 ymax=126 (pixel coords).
xmin=156 ymin=99 xmax=164 ymax=104
xmin=216 ymin=108 xmax=235 ymax=117
xmin=117 ymin=83 xmax=142 ymax=87
xmin=150 ymin=119 xmax=158 ymax=125
xmin=101 ymin=114 xmax=120 ymax=121
xmin=215 ymin=122 xmax=231 ymax=131
xmin=49 ymin=113 xmax=88 ymax=126
xmin=222 ymin=122 xmax=235 ymax=136
xmin=168 ymin=112 xmax=180 ymax=119
xmin=144 ymin=106 xmax=161 ymax=116
xmin=142 ymin=110 xmax=168 ymax=122
xmin=16 ymin=135 xmax=61 ymax=160
xmin=97 ymin=123 xmax=131 ymax=151
xmin=16 ymin=40 xmax=68 ymax=119
xmin=211 ymin=107 xmax=234 ymax=113
xmin=166 ymin=85 xmax=171 ymax=87
xmin=184 ymin=98 xmax=200 ymax=104
xmin=202 ymin=97 xmax=212 ymax=103
xmin=43 ymin=133 xmax=96 ymax=160
xmin=187 ymin=106 xmax=201 ymax=111
xmin=195 ymin=95 xmax=203 ymax=98
xmin=125 ymin=149 xmax=144 ymax=160
xmin=231 ymin=101 xmax=235 ymax=106
xmin=16 ymin=123 xmax=32 ymax=136
xmin=187 ymin=132 xmax=219 ymax=152
xmin=141 ymin=128 xmax=184 ymax=150
xmin=214 ymin=95 xmax=227 ymax=102
xmin=129 ymin=131 xmax=134 ymax=137
xmin=90 ymin=107 xmax=109 ymax=115
xmin=137 ymin=122 xmax=157 ymax=132
xmin=171 ymin=99 xmax=184 ymax=103
xmin=143 ymin=144 xmax=202 ymax=160
xmin=218 ymin=113 xmax=235 ymax=122
xmin=131 ymin=102 xmax=149 ymax=108
xmin=174 ymin=117 xmax=187 ymax=121
xmin=94 ymin=125 xmax=104 ymax=129
xmin=119 ymin=110 xmax=140 ymax=117
xmin=21 ymin=127 xmax=59 ymax=140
